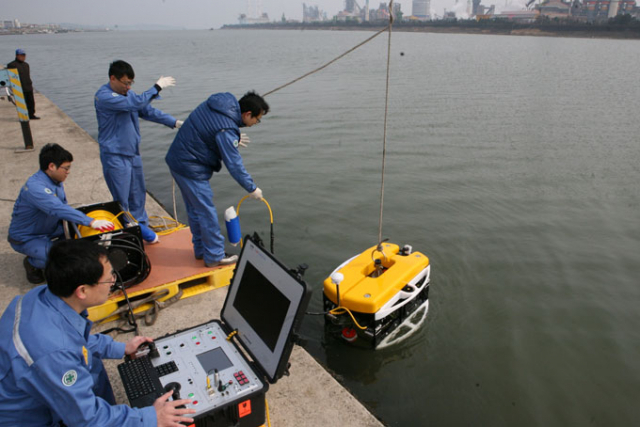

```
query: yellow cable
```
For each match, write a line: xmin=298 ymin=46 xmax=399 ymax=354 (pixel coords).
xmin=236 ymin=196 xmax=274 ymax=248
xmin=265 ymin=397 xmax=271 ymax=427
xmin=226 ymin=330 xmax=238 ymax=341
xmin=237 ymin=196 xmax=274 ymax=223
xmin=148 ymin=215 xmax=187 ymax=236
xmin=329 ymin=306 xmax=368 ymax=330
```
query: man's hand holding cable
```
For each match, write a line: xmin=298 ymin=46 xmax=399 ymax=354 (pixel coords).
xmin=90 ymin=219 xmax=115 ymax=232
xmin=249 ymin=187 xmax=263 ymax=200
xmin=155 ymin=76 xmax=176 ymax=91
xmin=239 ymin=133 xmax=250 ymax=148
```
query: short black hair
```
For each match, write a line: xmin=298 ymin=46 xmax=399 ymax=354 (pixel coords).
xmin=108 ymin=60 xmax=135 ymax=80
xmin=45 ymin=240 xmax=109 ymax=298
xmin=39 ymin=143 xmax=73 ymax=171
xmin=239 ymin=91 xmax=269 ymax=117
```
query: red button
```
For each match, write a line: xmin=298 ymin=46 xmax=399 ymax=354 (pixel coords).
xmin=196 ymin=342 xmax=200 ymax=345
xmin=193 ymin=400 xmax=199 ymax=405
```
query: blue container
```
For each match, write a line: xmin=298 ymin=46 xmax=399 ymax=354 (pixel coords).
xmin=224 ymin=206 xmax=241 ymax=246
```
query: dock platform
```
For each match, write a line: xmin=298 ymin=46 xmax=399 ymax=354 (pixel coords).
xmin=0 ymin=93 xmax=384 ymax=427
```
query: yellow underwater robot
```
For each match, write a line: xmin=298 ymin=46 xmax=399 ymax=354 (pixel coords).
xmin=323 ymin=242 xmax=430 ymax=349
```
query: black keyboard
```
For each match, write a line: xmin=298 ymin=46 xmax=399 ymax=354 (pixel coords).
xmin=117 ymin=356 xmax=164 ymax=408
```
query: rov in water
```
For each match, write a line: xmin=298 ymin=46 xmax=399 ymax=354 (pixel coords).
xmin=323 ymin=242 xmax=430 ymax=349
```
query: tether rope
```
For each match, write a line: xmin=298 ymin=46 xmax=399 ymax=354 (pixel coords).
xmin=263 ymin=23 xmax=391 ymax=97
xmin=378 ymin=2 xmax=393 ymax=247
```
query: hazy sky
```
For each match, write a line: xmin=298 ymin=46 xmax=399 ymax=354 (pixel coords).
xmin=4 ymin=0 xmax=529 ymax=29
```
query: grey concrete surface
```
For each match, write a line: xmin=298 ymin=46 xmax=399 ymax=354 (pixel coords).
xmin=0 ymin=94 xmax=384 ymax=427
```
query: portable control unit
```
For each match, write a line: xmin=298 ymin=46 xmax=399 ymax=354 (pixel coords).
xmin=118 ymin=237 xmax=311 ymax=426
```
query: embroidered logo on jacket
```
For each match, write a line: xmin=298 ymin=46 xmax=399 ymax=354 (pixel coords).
xmin=62 ymin=370 xmax=78 ymax=386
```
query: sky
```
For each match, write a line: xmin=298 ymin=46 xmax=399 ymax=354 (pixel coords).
xmin=3 ymin=0 xmax=530 ymax=30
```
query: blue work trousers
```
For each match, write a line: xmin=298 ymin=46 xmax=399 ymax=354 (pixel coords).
xmin=100 ymin=152 xmax=156 ymax=242
xmin=10 ymin=236 xmax=58 ymax=269
xmin=170 ymin=170 xmax=225 ymax=263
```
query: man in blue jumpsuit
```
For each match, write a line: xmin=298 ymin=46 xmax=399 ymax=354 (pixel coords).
xmin=165 ymin=91 xmax=267 ymax=267
xmin=8 ymin=143 xmax=115 ymax=284
xmin=95 ymin=60 xmax=181 ymax=244
xmin=0 ymin=239 xmax=196 ymax=426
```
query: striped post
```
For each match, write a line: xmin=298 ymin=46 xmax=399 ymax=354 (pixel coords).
xmin=1 ymin=68 xmax=33 ymax=150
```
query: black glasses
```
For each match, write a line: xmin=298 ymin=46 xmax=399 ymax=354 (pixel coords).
xmin=95 ymin=270 xmax=117 ymax=286
xmin=118 ymin=79 xmax=134 ymax=87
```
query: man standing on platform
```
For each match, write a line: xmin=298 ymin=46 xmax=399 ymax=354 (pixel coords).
xmin=165 ymin=91 xmax=267 ymax=267
xmin=7 ymin=48 xmax=38 ymax=119
xmin=95 ymin=60 xmax=182 ymax=244
xmin=8 ymin=144 xmax=115 ymax=284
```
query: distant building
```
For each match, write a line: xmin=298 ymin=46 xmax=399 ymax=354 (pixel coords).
xmin=239 ymin=0 xmax=270 ymax=25
xmin=303 ymin=3 xmax=325 ymax=22
xmin=238 ymin=13 xmax=270 ymax=25
xmin=2 ymin=20 xmax=19 ymax=29
xmin=583 ymin=0 xmax=637 ymax=19
xmin=538 ymin=0 xmax=571 ymax=18
xmin=495 ymin=9 xmax=540 ymax=21
xmin=412 ymin=0 xmax=431 ymax=19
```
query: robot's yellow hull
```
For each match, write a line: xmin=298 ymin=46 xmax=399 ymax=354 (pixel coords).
xmin=323 ymin=243 xmax=429 ymax=314
xmin=323 ymin=243 xmax=431 ymax=349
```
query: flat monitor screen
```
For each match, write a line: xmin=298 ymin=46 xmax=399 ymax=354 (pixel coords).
xmin=233 ymin=261 xmax=290 ymax=352
xmin=222 ymin=238 xmax=308 ymax=382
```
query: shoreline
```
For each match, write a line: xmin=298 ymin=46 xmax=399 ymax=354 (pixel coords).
xmin=221 ymin=22 xmax=640 ymax=40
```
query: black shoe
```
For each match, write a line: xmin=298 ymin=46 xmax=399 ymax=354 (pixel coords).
xmin=30 ymin=115 xmax=40 ymax=120
xmin=195 ymin=255 xmax=203 ymax=260
xmin=205 ymin=255 xmax=238 ymax=268
xmin=23 ymin=257 xmax=45 ymax=284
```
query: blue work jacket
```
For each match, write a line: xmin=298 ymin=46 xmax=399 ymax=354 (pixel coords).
xmin=95 ymin=83 xmax=177 ymax=157
xmin=165 ymin=92 xmax=256 ymax=192
xmin=0 ymin=285 xmax=156 ymax=426
xmin=8 ymin=170 xmax=92 ymax=244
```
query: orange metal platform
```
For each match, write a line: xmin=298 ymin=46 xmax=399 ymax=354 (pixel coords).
xmin=88 ymin=227 xmax=235 ymax=323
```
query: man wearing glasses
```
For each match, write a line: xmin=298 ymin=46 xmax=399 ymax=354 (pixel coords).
xmin=94 ymin=60 xmax=181 ymax=245
xmin=8 ymin=143 xmax=115 ymax=284
xmin=0 ymin=239 xmax=196 ymax=426
xmin=165 ymin=91 xmax=267 ymax=267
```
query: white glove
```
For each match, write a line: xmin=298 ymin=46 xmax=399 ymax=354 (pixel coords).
xmin=90 ymin=219 xmax=115 ymax=232
xmin=239 ymin=133 xmax=250 ymax=148
xmin=175 ymin=120 xmax=184 ymax=129
xmin=249 ymin=187 xmax=263 ymax=200
xmin=156 ymin=76 xmax=176 ymax=89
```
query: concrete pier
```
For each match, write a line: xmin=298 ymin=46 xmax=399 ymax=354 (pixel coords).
xmin=0 ymin=93 xmax=384 ymax=427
